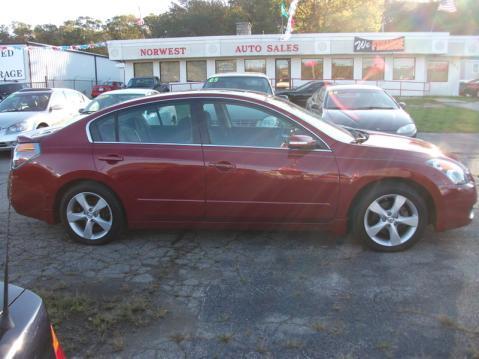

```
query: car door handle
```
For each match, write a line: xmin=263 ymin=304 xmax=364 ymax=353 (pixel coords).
xmin=208 ymin=161 xmax=236 ymax=171
xmin=97 ymin=155 xmax=124 ymax=163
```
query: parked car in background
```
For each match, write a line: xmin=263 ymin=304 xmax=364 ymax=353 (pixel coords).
xmin=0 ymin=282 xmax=65 ymax=358
xmin=202 ymin=73 xmax=274 ymax=95
xmin=306 ymin=84 xmax=417 ymax=137
xmin=460 ymin=79 xmax=479 ymax=97
xmin=126 ymin=77 xmax=169 ymax=92
xmin=276 ymin=80 xmax=330 ymax=107
xmin=0 ymin=82 xmax=28 ymax=101
xmin=80 ymin=88 xmax=159 ymax=114
xmin=9 ymin=90 xmax=476 ymax=252
xmin=91 ymin=81 xmax=124 ymax=98
xmin=0 ymin=88 xmax=89 ymax=150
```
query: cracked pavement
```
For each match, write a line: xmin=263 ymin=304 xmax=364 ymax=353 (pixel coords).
xmin=0 ymin=133 xmax=478 ymax=358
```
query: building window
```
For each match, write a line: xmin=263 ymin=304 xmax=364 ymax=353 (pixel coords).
xmin=133 ymin=62 xmax=153 ymax=77
xmin=216 ymin=60 xmax=237 ymax=73
xmin=186 ymin=61 xmax=207 ymax=82
xmin=473 ymin=63 xmax=479 ymax=74
xmin=362 ymin=56 xmax=385 ymax=81
xmin=160 ymin=61 xmax=180 ymax=83
xmin=244 ymin=59 xmax=266 ymax=74
xmin=332 ymin=58 xmax=353 ymax=80
xmin=427 ymin=61 xmax=449 ymax=82
xmin=393 ymin=58 xmax=415 ymax=80
xmin=301 ymin=59 xmax=323 ymax=80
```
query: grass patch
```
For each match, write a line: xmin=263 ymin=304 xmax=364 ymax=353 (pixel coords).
xmin=35 ymin=288 xmax=168 ymax=355
xmin=398 ymin=97 xmax=479 ymax=133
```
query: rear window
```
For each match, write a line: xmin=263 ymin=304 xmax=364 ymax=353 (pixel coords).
xmin=203 ymin=76 xmax=273 ymax=95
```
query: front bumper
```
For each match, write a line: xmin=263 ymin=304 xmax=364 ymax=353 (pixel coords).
xmin=435 ymin=182 xmax=477 ymax=231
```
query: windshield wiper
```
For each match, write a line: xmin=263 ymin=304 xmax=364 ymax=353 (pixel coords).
xmin=342 ymin=126 xmax=370 ymax=144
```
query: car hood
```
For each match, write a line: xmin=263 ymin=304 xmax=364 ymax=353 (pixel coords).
xmin=324 ymin=109 xmax=412 ymax=132
xmin=0 ymin=112 xmax=44 ymax=129
xmin=361 ymin=131 xmax=443 ymax=157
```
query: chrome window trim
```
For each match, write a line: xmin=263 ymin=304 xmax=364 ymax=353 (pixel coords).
xmin=85 ymin=96 xmax=331 ymax=151
xmin=202 ymin=144 xmax=332 ymax=152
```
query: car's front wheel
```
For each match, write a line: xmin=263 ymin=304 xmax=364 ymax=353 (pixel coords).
xmin=352 ymin=183 xmax=428 ymax=252
xmin=60 ymin=182 xmax=124 ymax=245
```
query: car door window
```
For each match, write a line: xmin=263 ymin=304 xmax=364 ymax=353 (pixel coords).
xmin=90 ymin=102 xmax=195 ymax=144
xmin=203 ymin=101 xmax=313 ymax=148
xmin=49 ymin=91 xmax=67 ymax=109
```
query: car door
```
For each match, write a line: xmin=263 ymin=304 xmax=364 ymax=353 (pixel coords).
xmin=199 ymin=98 xmax=339 ymax=223
xmin=45 ymin=91 xmax=69 ymax=126
xmin=90 ymin=100 xmax=206 ymax=223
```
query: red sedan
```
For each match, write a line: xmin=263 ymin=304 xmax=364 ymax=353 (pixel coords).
xmin=91 ymin=81 xmax=124 ymax=98
xmin=9 ymin=91 xmax=477 ymax=251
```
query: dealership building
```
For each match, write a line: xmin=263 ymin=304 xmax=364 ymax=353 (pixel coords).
xmin=107 ymin=31 xmax=479 ymax=96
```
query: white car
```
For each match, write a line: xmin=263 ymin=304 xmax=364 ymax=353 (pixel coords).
xmin=0 ymin=88 xmax=89 ymax=150
xmin=202 ymin=73 xmax=275 ymax=95
xmin=80 ymin=88 xmax=159 ymax=114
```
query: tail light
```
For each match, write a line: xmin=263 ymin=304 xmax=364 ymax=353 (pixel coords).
xmin=50 ymin=325 xmax=66 ymax=359
xmin=11 ymin=143 xmax=41 ymax=169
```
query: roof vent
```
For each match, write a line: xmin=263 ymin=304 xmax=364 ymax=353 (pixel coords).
xmin=236 ymin=22 xmax=252 ymax=36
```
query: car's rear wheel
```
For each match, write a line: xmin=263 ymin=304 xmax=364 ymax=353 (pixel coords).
xmin=60 ymin=182 xmax=123 ymax=245
xmin=352 ymin=183 xmax=428 ymax=252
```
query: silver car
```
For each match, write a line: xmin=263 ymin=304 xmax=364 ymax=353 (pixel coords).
xmin=0 ymin=88 xmax=89 ymax=150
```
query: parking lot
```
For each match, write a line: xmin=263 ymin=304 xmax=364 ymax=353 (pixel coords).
xmin=1 ymin=133 xmax=479 ymax=358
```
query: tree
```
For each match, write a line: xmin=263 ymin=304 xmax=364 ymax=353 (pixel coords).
xmin=385 ymin=0 xmax=479 ymax=35
xmin=33 ymin=24 xmax=61 ymax=45
xmin=294 ymin=0 xmax=384 ymax=33
xmin=11 ymin=22 xmax=33 ymax=42
xmin=146 ymin=0 xmax=236 ymax=38
xmin=0 ymin=25 xmax=11 ymax=42
xmin=104 ymin=15 xmax=144 ymax=40
xmin=229 ymin=0 xmax=282 ymax=34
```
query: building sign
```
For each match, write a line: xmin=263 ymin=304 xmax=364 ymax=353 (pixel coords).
xmin=234 ymin=43 xmax=300 ymax=54
xmin=354 ymin=36 xmax=405 ymax=53
xmin=0 ymin=47 xmax=25 ymax=80
xmin=140 ymin=47 xmax=187 ymax=57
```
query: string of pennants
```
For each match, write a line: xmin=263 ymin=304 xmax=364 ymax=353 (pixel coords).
xmin=0 ymin=42 xmax=107 ymax=52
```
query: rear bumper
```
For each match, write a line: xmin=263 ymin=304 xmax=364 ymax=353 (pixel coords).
xmin=435 ymin=182 xmax=477 ymax=231
xmin=9 ymin=164 xmax=57 ymax=224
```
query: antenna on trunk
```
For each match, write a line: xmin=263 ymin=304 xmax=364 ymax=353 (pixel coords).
xmin=0 ymin=152 xmax=15 ymax=337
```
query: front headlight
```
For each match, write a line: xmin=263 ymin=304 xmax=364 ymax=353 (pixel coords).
xmin=396 ymin=123 xmax=416 ymax=135
xmin=6 ymin=120 xmax=31 ymax=135
xmin=427 ymin=158 xmax=467 ymax=185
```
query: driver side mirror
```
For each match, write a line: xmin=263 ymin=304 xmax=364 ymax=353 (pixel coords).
xmin=78 ymin=108 xmax=85 ymax=114
xmin=399 ymin=102 xmax=406 ymax=109
xmin=287 ymin=135 xmax=317 ymax=150
xmin=277 ymin=94 xmax=289 ymax=100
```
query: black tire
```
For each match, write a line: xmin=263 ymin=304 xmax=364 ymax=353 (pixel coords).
xmin=59 ymin=182 xmax=124 ymax=245
xmin=352 ymin=182 xmax=428 ymax=252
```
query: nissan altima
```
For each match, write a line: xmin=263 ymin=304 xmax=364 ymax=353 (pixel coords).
xmin=9 ymin=90 xmax=476 ymax=251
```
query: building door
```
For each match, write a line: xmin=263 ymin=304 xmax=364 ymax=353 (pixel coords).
xmin=275 ymin=59 xmax=291 ymax=90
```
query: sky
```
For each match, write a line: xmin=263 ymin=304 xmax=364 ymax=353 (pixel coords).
xmin=1 ymin=0 xmax=175 ymax=26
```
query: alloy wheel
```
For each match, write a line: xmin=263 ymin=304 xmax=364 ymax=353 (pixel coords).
xmin=363 ymin=194 xmax=419 ymax=247
xmin=66 ymin=192 xmax=113 ymax=241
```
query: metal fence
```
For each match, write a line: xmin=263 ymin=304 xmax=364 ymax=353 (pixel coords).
xmin=271 ymin=78 xmax=431 ymax=97
xmin=27 ymin=79 xmax=97 ymax=97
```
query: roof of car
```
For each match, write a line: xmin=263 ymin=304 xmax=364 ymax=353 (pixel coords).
xmin=18 ymin=87 xmax=81 ymax=93
xmin=97 ymin=88 xmax=158 ymax=95
xmin=207 ymin=72 xmax=270 ymax=79
xmin=325 ymin=84 xmax=383 ymax=91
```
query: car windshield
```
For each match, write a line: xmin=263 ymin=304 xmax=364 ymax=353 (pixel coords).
xmin=127 ymin=78 xmax=154 ymax=88
xmin=325 ymin=89 xmax=398 ymax=110
xmin=82 ymin=93 xmax=146 ymax=113
xmin=266 ymin=96 xmax=355 ymax=144
xmin=203 ymin=76 xmax=273 ymax=95
xmin=0 ymin=92 xmax=51 ymax=112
